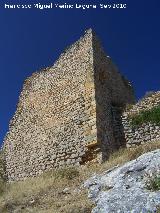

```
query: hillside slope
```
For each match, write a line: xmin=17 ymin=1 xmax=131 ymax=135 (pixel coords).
xmin=0 ymin=141 xmax=160 ymax=212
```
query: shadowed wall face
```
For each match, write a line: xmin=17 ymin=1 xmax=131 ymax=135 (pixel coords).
xmin=3 ymin=30 xmax=135 ymax=181
xmin=92 ymin=33 xmax=135 ymax=160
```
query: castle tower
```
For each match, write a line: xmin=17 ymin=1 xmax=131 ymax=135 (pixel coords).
xmin=3 ymin=29 xmax=135 ymax=181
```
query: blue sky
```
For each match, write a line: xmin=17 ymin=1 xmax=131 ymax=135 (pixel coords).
xmin=0 ymin=0 xmax=160 ymax=144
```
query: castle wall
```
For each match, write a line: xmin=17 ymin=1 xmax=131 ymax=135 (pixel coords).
xmin=122 ymin=92 xmax=160 ymax=147
xmin=3 ymin=31 xmax=98 ymax=181
xmin=3 ymin=29 xmax=135 ymax=181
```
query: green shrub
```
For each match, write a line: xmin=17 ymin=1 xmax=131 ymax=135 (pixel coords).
xmin=130 ymin=105 xmax=160 ymax=127
xmin=146 ymin=175 xmax=160 ymax=191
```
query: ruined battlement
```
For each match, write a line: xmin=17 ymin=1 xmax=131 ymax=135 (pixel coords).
xmin=3 ymin=29 xmax=135 ymax=181
xmin=122 ymin=91 xmax=160 ymax=147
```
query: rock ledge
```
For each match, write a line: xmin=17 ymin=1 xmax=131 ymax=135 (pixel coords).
xmin=84 ymin=149 xmax=160 ymax=213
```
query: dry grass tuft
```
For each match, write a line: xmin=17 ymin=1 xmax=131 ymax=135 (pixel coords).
xmin=0 ymin=140 xmax=160 ymax=212
xmin=157 ymin=207 xmax=160 ymax=213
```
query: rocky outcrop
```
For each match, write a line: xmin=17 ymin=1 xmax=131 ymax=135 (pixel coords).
xmin=84 ymin=149 xmax=160 ymax=213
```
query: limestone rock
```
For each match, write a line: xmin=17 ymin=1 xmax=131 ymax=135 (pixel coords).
xmin=84 ymin=149 xmax=160 ymax=213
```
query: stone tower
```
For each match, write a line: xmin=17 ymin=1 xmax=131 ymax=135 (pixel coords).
xmin=3 ymin=29 xmax=135 ymax=181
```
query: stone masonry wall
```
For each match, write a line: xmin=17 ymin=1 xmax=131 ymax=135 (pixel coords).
xmin=92 ymin=33 xmax=135 ymax=160
xmin=3 ymin=30 xmax=95 ymax=181
xmin=3 ymin=29 xmax=135 ymax=181
xmin=122 ymin=92 xmax=160 ymax=147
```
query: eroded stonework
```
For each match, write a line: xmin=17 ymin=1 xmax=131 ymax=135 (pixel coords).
xmin=122 ymin=92 xmax=160 ymax=147
xmin=3 ymin=29 xmax=135 ymax=181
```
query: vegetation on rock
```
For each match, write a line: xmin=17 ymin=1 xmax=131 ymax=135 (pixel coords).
xmin=147 ymin=175 xmax=160 ymax=191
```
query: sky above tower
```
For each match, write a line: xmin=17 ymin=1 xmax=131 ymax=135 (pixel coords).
xmin=0 ymin=0 xmax=160 ymax=145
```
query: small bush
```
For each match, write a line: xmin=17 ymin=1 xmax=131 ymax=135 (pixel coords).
xmin=130 ymin=105 xmax=160 ymax=127
xmin=146 ymin=175 xmax=160 ymax=191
